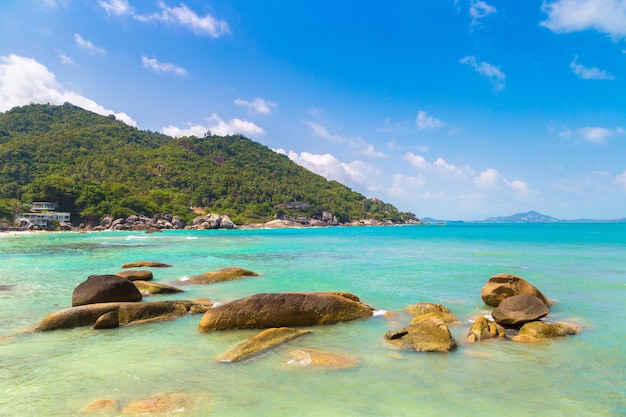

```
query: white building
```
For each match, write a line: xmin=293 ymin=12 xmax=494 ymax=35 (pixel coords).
xmin=16 ymin=202 xmax=71 ymax=227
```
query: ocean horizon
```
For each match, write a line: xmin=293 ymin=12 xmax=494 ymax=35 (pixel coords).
xmin=1 ymin=223 xmax=624 ymax=416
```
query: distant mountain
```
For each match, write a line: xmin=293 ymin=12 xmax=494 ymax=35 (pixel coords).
xmin=481 ymin=211 xmax=558 ymax=223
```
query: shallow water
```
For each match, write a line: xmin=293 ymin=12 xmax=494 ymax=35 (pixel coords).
xmin=1 ymin=224 xmax=625 ymax=416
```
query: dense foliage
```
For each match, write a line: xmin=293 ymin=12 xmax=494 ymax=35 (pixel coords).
xmin=0 ymin=103 xmax=415 ymax=225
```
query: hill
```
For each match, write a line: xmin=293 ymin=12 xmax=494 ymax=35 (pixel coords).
xmin=0 ymin=103 xmax=415 ymax=225
xmin=481 ymin=211 xmax=558 ymax=223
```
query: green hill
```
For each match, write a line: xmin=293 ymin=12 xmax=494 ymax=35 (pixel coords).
xmin=0 ymin=103 xmax=415 ymax=225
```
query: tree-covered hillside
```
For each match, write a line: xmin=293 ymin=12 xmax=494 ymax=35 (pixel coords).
xmin=0 ymin=103 xmax=415 ymax=225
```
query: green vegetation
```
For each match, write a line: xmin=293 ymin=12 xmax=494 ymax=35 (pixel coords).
xmin=0 ymin=103 xmax=415 ymax=225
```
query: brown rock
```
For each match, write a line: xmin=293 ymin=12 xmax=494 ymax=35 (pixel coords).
xmin=115 ymin=270 xmax=153 ymax=281
xmin=133 ymin=280 xmax=183 ymax=295
xmin=72 ymin=275 xmax=142 ymax=307
xmin=199 ymin=292 xmax=373 ymax=332
xmin=491 ymin=294 xmax=549 ymax=327
xmin=81 ymin=398 xmax=119 ymax=413
xmin=121 ymin=392 xmax=190 ymax=415
xmin=481 ymin=273 xmax=549 ymax=307
xmin=186 ymin=267 xmax=259 ymax=284
xmin=406 ymin=302 xmax=459 ymax=324
xmin=93 ymin=311 xmax=119 ymax=329
xmin=121 ymin=261 xmax=173 ymax=268
xmin=466 ymin=315 xmax=505 ymax=343
xmin=512 ymin=321 xmax=580 ymax=343
xmin=285 ymin=349 xmax=358 ymax=369
xmin=385 ymin=317 xmax=457 ymax=352
xmin=218 ymin=327 xmax=311 ymax=363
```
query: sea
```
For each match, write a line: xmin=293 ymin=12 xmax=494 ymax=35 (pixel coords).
xmin=0 ymin=223 xmax=624 ymax=416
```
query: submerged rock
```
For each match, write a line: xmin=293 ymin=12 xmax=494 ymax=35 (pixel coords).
xmin=185 ymin=267 xmax=259 ymax=284
xmin=121 ymin=261 xmax=173 ymax=268
xmin=406 ymin=302 xmax=459 ymax=324
xmin=481 ymin=273 xmax=550 ymax=307
xmin=81 ymin=398 xmax=119 ymax=413
xmin=285 ymin=349 xmax=358 ymax=369
xmin=218 ymin=327 xmax=311 ymax=363
xmin=121 ymin=392 xmax=192 ymax=415
xmin=72 ymin=275 xmax=142 ymax=307
xmin=199 ymin=292 xmax=373 ymax=332
xmin=466 ymin=315 xmax=506 ymax=343
xmin=512 ymin=321 xmax=580 ymax=343
xmin=491 ymin=294 xmax=549 ymax=327
xmin=385 ymin=316 xmax=457 ymax=352
xmin=115 ymin=270 xmax=153 ymax=281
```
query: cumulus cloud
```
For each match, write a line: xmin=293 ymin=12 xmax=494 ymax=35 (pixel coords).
xmin=470 ymin=0 xmax=497 ymax=26
xmin=162 ymin=113 xmax=264 ymax=138
xmin=474 ymin=168 xmax=530 ymax=196
xmin=405 ymin=152 xmax=474 ymax=179
xmin=234 ymin=97 xmax=277 ymax=115
xmin=141 ymin=56 xmax=187 ymax=75
xmin=541 ymin=0 xmax=626 ymax=38
xmin=74 ymin=33 xmax=106 ymax=55
xmin=274 ymin=149 xmax=373 ymax=186
xmin=305 ymin=121 xmax=388 ymax=158
xmin=570 ymin=55 xmax=614 ymax=80
xmin=416 ymin=110 xmax=444 ymax=130
xmin=0 ymin=54 xmax=136 ymax=126
xmin=459 ymin=56 xmax=506 ymax=91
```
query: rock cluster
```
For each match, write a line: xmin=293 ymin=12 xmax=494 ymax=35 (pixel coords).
xmin=91 ymin=214 xmax=186 ymax=231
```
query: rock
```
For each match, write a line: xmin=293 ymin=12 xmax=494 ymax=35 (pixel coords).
xmin=481 ymin=273 xmax=550 ymax=307
xmin=34 ymin=301 xmax=200 ymax=331
xmin=121 ymin=392 xmax=191 ymax=415
xmin=219 ymin=215 xmax=234 ymax=229
xmin=81 ymin=398 xmax=119 ymax=413
xmin=185 ymin=267 xmax=259 ymax=284
xmin=121 ymin=261 xmax=173 ymax=268
xmin=199 ymin=292 xmax=373 ymax=332
xmin=133 ymin=280 xmax=183 ymax=295
xmin=189 ymin=298 xmax=214 ymax=314
xmin=466 ymin=315 xmax=505 ymax=343
xmin=406 ymin=302 xmax=459 ymax=324
xmin=115 ymin=270 xmax=153 ymax=281
xmin=491 ymin=294 xmax=549 ymax=327
xmin=0 ymin=284 xmax=16 ymax=291
xmin=285 ymin=349 xmax=358 ymax=369
xmin=72 ymin=275 xmax=142 ymax=307
xmin=512 ymin=321 xmax=580 ymax=343
xmin=93 ymin=311 xmax=119 ymax=329
xmin=218 ymin=327 xmax=311 ymax=363
xmin=385 ymin=317 xmax=457 ymax=352
xmin=100 ymin=216 xmax=113 ymax=229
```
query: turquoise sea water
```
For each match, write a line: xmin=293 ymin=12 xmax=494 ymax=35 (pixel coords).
xmin=0 ymin=224 xmax=625 ymax=416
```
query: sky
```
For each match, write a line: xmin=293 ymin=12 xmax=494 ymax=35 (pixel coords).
xmin=1 ymin=0 xmax=625 ymax=220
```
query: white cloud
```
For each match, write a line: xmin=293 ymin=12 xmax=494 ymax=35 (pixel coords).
xmin=139 ymin=3 xmax=230 ymax=37
xmin=460 ymin=56 xmax=506 ymax=91
xmin=141 ymin=56 xmax=187 ymax=75
xmin=305 ymin=121 xmax=346 ymax=144
xmin=617 ymin=170 xmax=626 ymax=190
xmin=0 ymin=54 xmax=136 ymax=126
xmin=305 ymin=121 xmax=388 ymax=158
xmin=405 ymin=152 xmax=474 ymax=179
xmin=275 ymin=149 xmax=372 ymax=186
xmin=577 ymin=126 xmax=612 ymax=144
xmin=234 ymin=97 xmax=277 ymax=115
xmin=388 ymin=173 xmax=426 ymax=197
xmin=74 ymin=33 xmax=106 ymax=55
xmin=57 ymin=51 xmax=74 ymax=65
xmin=162 ymin=113 xmax=264 ymax=138
xmin=474 ymin=168 xmax=530 ymax=197
xmin=99 ymin=0 xmax=132 ymax=16
xmin=541 ymin=0 xmax=626 ymax=38
xmin=416 ymin=110 xmax=444 ymax=130
xmin=470 ymin=0 xmax=497 ymax=26
xmin=569 ymin=55 xmax=614 ymax=80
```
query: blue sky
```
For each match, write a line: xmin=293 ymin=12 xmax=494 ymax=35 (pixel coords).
xmin=1 ymin=0 xmax=625 ymax=220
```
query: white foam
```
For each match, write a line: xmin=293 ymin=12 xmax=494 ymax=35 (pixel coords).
xmin=179 ymin=276 xmax=190 ymax=281
xmin=372 ymin=309 xmax=388 ymax=317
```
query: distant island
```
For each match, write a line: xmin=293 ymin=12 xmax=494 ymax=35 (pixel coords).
xmin=423 ymin=210 xmax=626 ymax=224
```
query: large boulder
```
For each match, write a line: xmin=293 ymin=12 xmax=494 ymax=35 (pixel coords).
xmin=72 ymin=275 xmax=142 ymax=306
xmin=185 ymin=267 xmax=259 ymax=285
xmin=481 ymin=273 xmax=549 ymax=307
xmin=115 ymin=270 xmax=153 ymax=281
xmin=466 ymin=315 xmax=505 ymax=343
xmin=218 ymin=327 xmax=311 ymax=363
xmin=512 ymin=321 xmax=580 ymax=343
xmin=385 ymin=316 xmax=457 ymax=352
xmin=198 ymin=292 xmax=373 ymax=332
xmin=33 ymin=301 xmax=201 ymax=331
xmin=491 ymin=294 xmax=549 ymax=327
